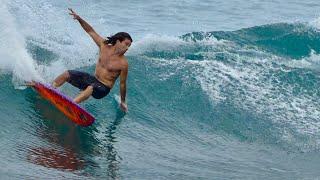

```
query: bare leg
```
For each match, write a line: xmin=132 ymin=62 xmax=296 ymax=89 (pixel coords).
xmin=73 ymin=86 xmax=93 ymax=104
xmin=52 ymin=71 xmax=70 ymax=88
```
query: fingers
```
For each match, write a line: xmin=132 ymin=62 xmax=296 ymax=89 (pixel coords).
xmin=68 ymin=8 xmax=75 ymax=15
xmin=68 ymin=8 xmax=78 ymax=19
xmin=120 ymin=103 xmax=128 ymax=113
xmin=121 ymin=107 xmax=128 ymax=113
xmin=68 ymin=13 xmax=77 ymax=19
xmin=69 ymin=13 xmax=76 ymax=18
xmin=68 ymin=8 xmax=74 ymax=13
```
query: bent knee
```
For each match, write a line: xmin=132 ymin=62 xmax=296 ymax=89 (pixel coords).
xmin=64 ymin=71 xmax=71 ymax=79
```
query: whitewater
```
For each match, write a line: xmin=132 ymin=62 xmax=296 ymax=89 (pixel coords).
xmin=1 ymin=0 xmax=320 ymax=179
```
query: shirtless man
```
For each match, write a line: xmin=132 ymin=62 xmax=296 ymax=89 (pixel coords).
xmin=52 ymin=8 xmax=132 ymax=112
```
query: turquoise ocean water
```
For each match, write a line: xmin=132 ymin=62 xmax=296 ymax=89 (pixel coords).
xmin=1 ymin=0 xmax=320 ymax=179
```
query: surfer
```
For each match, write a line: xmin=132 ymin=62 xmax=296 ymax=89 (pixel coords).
xmin=51 ymin=8 xmax=131 ymax=112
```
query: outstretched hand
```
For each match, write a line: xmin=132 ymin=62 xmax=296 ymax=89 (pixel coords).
xmin=120 ymin=102 xmax=128 ymax=113
xmin=68 ymin=8 xmax=80 ymax=20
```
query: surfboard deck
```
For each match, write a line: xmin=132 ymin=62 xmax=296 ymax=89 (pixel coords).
xmin=32 ymin=82 xmax=95 ymax=126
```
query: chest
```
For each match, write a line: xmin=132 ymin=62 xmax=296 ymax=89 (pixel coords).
xmin=99 ymin=51 xmax=122 ymax=71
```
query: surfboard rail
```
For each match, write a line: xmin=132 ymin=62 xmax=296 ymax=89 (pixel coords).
xmin=33 ymin=82 xmax=95 ymax=126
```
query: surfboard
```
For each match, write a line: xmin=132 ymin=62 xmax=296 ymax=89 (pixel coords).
xmin=32 ymin=82 xmax=95 ymax=126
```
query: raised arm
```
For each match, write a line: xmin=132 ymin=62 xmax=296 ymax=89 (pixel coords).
xmin=68 ymin=8 xmax=104 ymax=47
xmin=119 ymin=62 xmax=128 ymax=112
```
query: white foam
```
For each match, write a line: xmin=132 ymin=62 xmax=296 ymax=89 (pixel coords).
xmin=128 ymin=33 xmax=224 ymax=56
xmin=309 ymin=17 xmax=320 ymax=31
xmin=128 ymin=34 xmax=188 ymax=56
xmin=0 ymin=2 xmax=41 ymax=84
xmin=194 ymin=47 xmax=320 ymax=138
xmin=285 ymin=50 xmax=320 ymax=71
xmin=140 ymin=36 xmax=320 ymax=141
xmin=0 ymin=0 xmax=102 ymax=84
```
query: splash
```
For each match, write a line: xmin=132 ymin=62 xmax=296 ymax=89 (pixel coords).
xmin=0 ymin=2 xmax=42 ymax=85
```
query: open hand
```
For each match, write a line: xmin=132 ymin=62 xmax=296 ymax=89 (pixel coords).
xmin=68 ymin=8 xmax=80 ymax=20
xmin=120 ymin=102 xmax=128 ymax=113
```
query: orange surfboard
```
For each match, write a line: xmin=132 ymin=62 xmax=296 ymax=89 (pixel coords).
xmin=33 ymin=82 xmax=95 ymax=126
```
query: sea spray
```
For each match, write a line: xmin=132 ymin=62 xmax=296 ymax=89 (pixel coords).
xmin=0 ymin=2 xmax=41 ymax=85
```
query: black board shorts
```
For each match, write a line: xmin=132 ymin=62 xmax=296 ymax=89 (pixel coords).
xmin=67 ymin=70 xmax=110 ymax=99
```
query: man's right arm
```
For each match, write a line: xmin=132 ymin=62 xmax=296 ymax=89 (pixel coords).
xmin=69 ymin=8 xmax=104 ymax=47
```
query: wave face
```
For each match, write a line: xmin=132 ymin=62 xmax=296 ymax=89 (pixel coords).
xmin=2 ymin=0 xmax=320 ymax=179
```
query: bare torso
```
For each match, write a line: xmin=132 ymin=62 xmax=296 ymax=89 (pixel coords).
xmin=94 ymin=43 xmax=127 ymax=88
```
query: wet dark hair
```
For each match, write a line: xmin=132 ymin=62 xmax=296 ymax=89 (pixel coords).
xmin=104 ymin=32 xmax=132 ymax=46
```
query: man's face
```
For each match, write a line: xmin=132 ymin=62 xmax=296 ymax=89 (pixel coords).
xmin=116 ymin=39 xmax=132 ymax=54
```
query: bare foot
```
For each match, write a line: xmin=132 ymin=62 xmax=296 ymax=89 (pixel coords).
xmin=51 ymin=82 xmax=58 ymax=88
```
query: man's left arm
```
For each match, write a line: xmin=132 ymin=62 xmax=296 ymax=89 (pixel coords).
xmin=120 ymin=63 xmax=128 ymax=112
